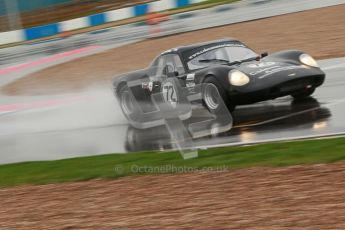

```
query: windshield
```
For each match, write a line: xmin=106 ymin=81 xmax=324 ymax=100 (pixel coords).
xmin=186 ymin=45 xmax=258 ymax=70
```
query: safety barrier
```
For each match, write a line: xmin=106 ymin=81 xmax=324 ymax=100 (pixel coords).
xmin=0 ymin=0 xmax=205 ymax=45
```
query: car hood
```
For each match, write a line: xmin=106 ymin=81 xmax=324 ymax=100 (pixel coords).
xmin=236 ymin=60 xmax=307 ymax=79
xmin=230 ymin=59 xmax=324 ymax=91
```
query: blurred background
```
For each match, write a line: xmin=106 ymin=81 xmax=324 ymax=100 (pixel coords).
xmin=0 ymin=0 xmax=151 ymax=31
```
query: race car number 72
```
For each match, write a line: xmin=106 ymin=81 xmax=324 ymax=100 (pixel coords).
xmin=162 ymin=82 xmax=177 ymax=107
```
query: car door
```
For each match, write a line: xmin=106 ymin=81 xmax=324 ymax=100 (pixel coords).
xmin=164 ymin=54 xmax=188 ymax=86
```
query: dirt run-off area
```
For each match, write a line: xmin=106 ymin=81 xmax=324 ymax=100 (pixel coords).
xmin=1 ymin=162 xmax=345 ymax=229
xmin=2 ymin=4 xmax=345 ymax=96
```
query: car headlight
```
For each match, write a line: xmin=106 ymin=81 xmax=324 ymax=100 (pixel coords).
xmin=228 ymin=70 xmax=250 ymax=86
xmin=299 ymin=54 xmax=319 ymax=68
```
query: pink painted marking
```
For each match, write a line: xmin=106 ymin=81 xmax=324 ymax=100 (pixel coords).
xmin=0 ymin=96 xmax=88 ymax=114
xmin=0 ymin=45 xmax=100 ymax=75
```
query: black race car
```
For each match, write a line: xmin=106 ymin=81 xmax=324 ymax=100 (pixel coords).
xmin=113 ymin=38 xmax=325 ymax=120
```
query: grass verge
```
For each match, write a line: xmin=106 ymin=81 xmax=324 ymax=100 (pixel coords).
xmin=1 ymin=136 xmax=345 ymax=188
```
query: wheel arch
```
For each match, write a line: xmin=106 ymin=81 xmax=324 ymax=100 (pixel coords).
xmin=201 ymin=73 xmax=217 ymax=83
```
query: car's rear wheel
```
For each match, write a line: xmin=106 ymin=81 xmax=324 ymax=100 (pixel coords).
xmin=118 ymin=85 xmax=138 ymax=117
xmin=203 ymin=77 xmax=235 ymax=113
xmin=291 ymin=87 xmax=315 ymax=100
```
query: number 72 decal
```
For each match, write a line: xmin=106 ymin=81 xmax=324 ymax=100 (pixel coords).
xmin=162 ymin=81 xmax=178 ymax=108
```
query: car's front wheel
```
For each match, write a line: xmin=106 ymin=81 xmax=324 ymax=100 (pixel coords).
xmin=203 ymin=77 xmax=235 ymax=113
xmin=291 ymin=87 xmax=315 ymax=99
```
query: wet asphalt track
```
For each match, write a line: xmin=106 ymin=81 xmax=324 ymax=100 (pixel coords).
xmin=1 ymin=58 xmax=345 ymax=164
xmin=1 ymin=0 xmax=345 ymax=164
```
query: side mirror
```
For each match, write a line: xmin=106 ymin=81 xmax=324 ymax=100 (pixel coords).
xmin=261 ymin=52 xmax=268 ymax=58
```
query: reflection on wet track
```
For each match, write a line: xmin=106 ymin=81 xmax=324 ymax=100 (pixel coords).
xmin=125 ymin=97 xmax=332 ymax=152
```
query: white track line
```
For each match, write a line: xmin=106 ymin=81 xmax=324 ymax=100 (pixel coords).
xmin=197 ymin=132 xmax=345 ymax=150
xmin=322 ymin=63 xmax=345 ymax=71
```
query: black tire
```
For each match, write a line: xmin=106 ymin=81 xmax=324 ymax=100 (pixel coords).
xmin=291 ymin=87 xmax=315 ymax=100
xmin=117 ymin=85 xmax=139 ymax=118
xmin=118 ymin=83 xmax=157 ymax=116
xmin=202 ymin=77 xmax=235 ymax=113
